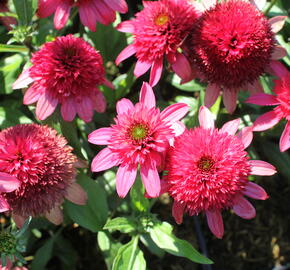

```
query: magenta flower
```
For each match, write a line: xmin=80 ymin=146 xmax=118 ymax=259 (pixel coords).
xmin=163 ymin=106 xmax=276 ymax=238
xmin=0 ymin=124 xmax=87 ymax=227
xmin=88 ymin=82 xmax=189 ymax=198
xmin=246 ymin=72 xmax=290 ymax=152
xmin=13 ymin=35 xmax=112 ymax=123
xmin=37 ymin=0 xmax=128 ymax=31
xmin=186 ymin=0 xmax=287 ymax=113
xmin=116 ymin=0 xmax=199 ymax=86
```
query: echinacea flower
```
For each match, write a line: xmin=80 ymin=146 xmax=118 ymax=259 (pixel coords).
xmin=186 ymin=0 xmax=287 ymax=113
xmin=246 ymin=72 xmax=290 ymax=152
xmin=0 ymin=124 xmax=87 ymax=226
xmin=0 ymin=0 xmax=17 ymax=30
xmin=116 ymin=0 xmax=200 ymax=86
xmin=13 ymin=35 xmax=112 ymax=123
xmin=88 ymin=82 xmax=189 ymax=198
xmin=37 ymin=0 xmax=128 ymax=31
xmin=163 ymin=106 xmax=276 ymax=238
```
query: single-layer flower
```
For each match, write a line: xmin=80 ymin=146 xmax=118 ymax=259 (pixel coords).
xmin=186 ymin=0 xmax=287 ymax=113
xmin=37 ymin=0 xmax=128 ymax=31
xmin=13 ymin=35 xmax=112 ymax=123
xmin=88 ymin=82 xmax=189 ymax=198
xmin=163 ymin=106 xmax=276 ymax=238
xmin=116 ymin=0 xmax=200 ymax=86
xmin=0 ymin=124 xmax=87 ymax=226
xmin=246 ymin=72 xmax=290 ymax=152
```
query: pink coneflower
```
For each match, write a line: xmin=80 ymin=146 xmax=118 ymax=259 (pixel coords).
xmin=246 ymin=72 xmax=290 ymax=152
xmin=37 ymin=0 xmax=128 ymax=31
xmin=88 ymin=82 xmax=189 ymax=198
xmin=187 ymin=0 xmax=286 ymax=113
xmin=116 ymin=0 xmax=200 ymax=86
xmin=13 ymin=35 xmax=112 ymax=123
xmin=0 ymin=124 xmax=87 ymax=226
xmin=0 ymin=0 xmax=17 ymax=30
xmin=163 ymin=106 xmax=276 ymax=238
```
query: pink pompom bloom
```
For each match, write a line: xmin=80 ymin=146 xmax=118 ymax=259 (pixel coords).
xmin=0 ymin=124 xmax=87 ymax=226
xmin=116 ymin=0 xmax=200 ymax=86
xmin=163 ymin=106 xmax=276 ymax=238
xmin=246 ymin=73 xmax=290 ymax=152
xmin=13 ymin=35 xmax=112 ymax=123
xmin=37 ymin=0 xmax=128 ymax=31
xmin=186 ymin=0 xmax=287 ymax=113
xmin=88 ymin=82 xmax=189 ymax=198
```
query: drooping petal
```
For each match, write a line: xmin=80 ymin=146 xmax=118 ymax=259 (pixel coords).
xmin=37 ymin=0 xmax=59 ymax=18
xmin=45 ymin=206 xmax=63 ymax=225
xmin=0 ymin=195 xmax=9 ymax=213
xmin=279 ymin=121 xmax=290 ymax=152
xmin=103 ymin=78 xmax=115 ymax=89
xmin=247 ymin=80 xmax=264 ymax=94
xmin=149 ymin=58 xmax=163 ymax=87
xmin=269 ymin=16 xmax=287 ymax=33
xmin=170 ymin=121 xmax=186 ymax=137
xmin=103 ymin=0 xmax=128 ymax=13
xmin=253 ymin=111 xmax=281 ymax=131
xmin=249 ymin=160 xmax=276 ymax=176
xmin=205 ymin=210 xmax=224 ymax=239
xmin=202 ymin=0 xmax=217 ymax=10
xmin=91 ymin=147 xmax=120 ymax=172
xmin=65 ymin=183 xmax=87 ymax=205
xmin=250 ymin=0 xmax=266 ymax=10
xmin=116 ymin=20 xmax=134 ymax=33
xmin=268 ymin=60 xmax=289 ymax=78
xmin=171 ymin=52 xmax=192 ymax=83
xmin=13 ymin=68 xmax=34 ymax=89
xmin=0 ymin=172 xmax=20 ymax=193
xmin=198 ymin=106 xmax=215 ymax=129
xmin=88 ymin=127 xmax=114 ymax=145
xmin=232 ymin=196 xmax=256 ymax=219
xmin=93 ymin=89 xmax=107 ymax=113
xmin=78 ymin=3 xmax=98 ymax=31
xmin=116 ymin=98 xmax=134 ymax=115
xmin=236 ymin=126 xmax=253 ymax=148
xmin=139 ymin=82 xmax=156 ymax=109
xmin=116 ymin=164 xmax=138 ymax=198
xmin=246 ymin=93 xmax=279 ymax=106
xmin=23 ymin=85 xmax=42 ymax=105
xmin=172 ymin=201 xmax=185 ymax=224
xmin=243 ymin=181 xmax=268 ymax=200
xmin=12 ymin=214 xmax=26 ymax=228
xmin=223 ymin=89 xmax=238 ymax=114
xmin=115 ymin=44 xmax=136 ymax=65
xmin=161 ymin=103 xmax=189 ymax=123
xmin=220 ymin=118 xmax=240 ymax=135
xmin=76 ymin=96 xmax=94 ymax=122
xmin=61 ymin=98 xmax=77 ymax=122
xmin=91 ymin=0 xmax=116 ymax=25
xmin=271 ymin=45 xmax=287 ymax=60
xmin=36 ymin=93 xmax=58 ymax=121
xmin=204 ymin=84 xmax=221 ymax=108
xmin=134 ymin=60 xmax=152 ymax=78
xmin=54 ymin=0 xmax=71 ymax=30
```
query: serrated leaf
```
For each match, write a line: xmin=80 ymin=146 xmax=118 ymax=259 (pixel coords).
xmin=103 ymin=217 xmax=136 ymax=234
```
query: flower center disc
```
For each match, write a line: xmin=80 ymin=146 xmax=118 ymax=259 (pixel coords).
xmin=130 ymin=124 xmax=148 ymax=140
xmin=154 ymin=13 xmax=169 ymax=26
xmin=197 ymin=156 xmax=215 ymax=172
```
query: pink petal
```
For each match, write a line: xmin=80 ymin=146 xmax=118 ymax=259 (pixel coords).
xmin=0 ymin=172 xmax=20 ymax=193
xmin=223 ymin=89 xmax=238 ymax=114
xmin=134 ymin=60 xmax=152 ymax=78
xmin=247 ymin=80 xmax=264 ymax=94
xmin=246 ymin=93 xmax=279 ymax=106
xmin=76 ymin=96 xmax=94 ymax=122
xmin=93 ymin=89 xmax=107 ymax=113
xmin=61 ymin=98 xmax=77 ymax=122
xmin=12 ymin=214 xmax=26 ymax=228
xmin=37 ymin=0 xmax=58 ymax=18
xmin=236 ymin=126 xmax=253 ymax=148
xmin=0 ymin=195 xmax=9 ymax=213
xmin=91 ymin=0 xmax=116 ymax=25
xmin=23 ymin=85 xmax=41 ymax=105
xmin=116 ymin=98 xmax=134 ymax=115
xmin=170 ymin=121 xmax=186 ymax=137
xmin=116 ymin=44 xmax=136 ymax=65
xmin=198 ymin=106 xmax=215 ymax=129
xmin=272 ymin=45 xmax=287 ymax=60
xmin=116 ymin=164 xmax=138 ymax=198
xmin=79 ymin=3 xmax=97 ymax=32
xmin=36 ymin=93 xmax=58 ymax=121
xmin=171 ymin=53 xmax=192 ymax=83
xmin=88 ymin=127 xmax=113 ymax=145
xmin=202 ymin=0 xmax=217 ymax=9
xmin=232 ymin=196 xmax=256 ymax=219
xmin=139 ymin=82 xmax=156 ymax=109
xmin=13 ymin=68 xmax=34 ymax=89
xmin=149 ymin=58 xmax=163 ymax=87
xmin=249 ymin=160 xmax=277 ymax=176
xmin=140 ymin=161 xmax=161 ymax=198
xmin=205 ymin=210 xmax=224 ymax=239
xmin=54 ymin=1 xmax=71 ymax=30
xmin=250 ymin=0 xmax=266 ymax=10
xmin=205 ymin=84 xmax=221 ymax=108
xmin=253 ymin=110 xmax=281 ymax=131
xmin=269 ymin=16 xmax=287 ymax=33
xmin=91 ymin=147 xmax=120 ymax=172
xmin=220 ymin=118 xmax=240 ymax=135
xmin=65 ymin=183 xmax=87 ymax=205
xmin=161 ymin=103 xmax=189 ymax=124
xmin=172 ymin=201 xmax=185 ymax=224
xmin=279 ymin=121 xmax=290 ymax=152
xmin=268 ymin=60 xmax=289 ymax=78
xmin=45 ymin=206 xmax=63 ymax=225
xmin=103 ymin=0 xmax=128 ymax=13
xmin=103 ymin=78 xmax=115 ymax=89
xmin=116 ymin=20 xmax=134 ymax=33
xmin=243 ymin=182 xmax=268 ymax=200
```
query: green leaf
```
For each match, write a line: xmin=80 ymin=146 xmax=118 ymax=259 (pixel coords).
xmin=0 ymin=44 xmax=28 ymax=53
xmin=30 ymin=238 xmax=54 ymax=270
xmin=64 ymin=173 xmax=108 ymax=232
xmin=0 ymin=107 xmax=33 ymax=129
xmin=130 ymin=177 xmax=150 ymax=213
xmin=112 ymin=236 xmax=146 ymax=270
xmin=140 ymin=234 xmax=165 ymax=258
xmin=149 ymin=221 xmax=213 ymax=264
xmin=12 ymin=0 xmax=34 ymax=25
xmin=103 ymin=217 xmax=136 ymax=234
xmin=170 ymin=74 xmax=206 ymax=92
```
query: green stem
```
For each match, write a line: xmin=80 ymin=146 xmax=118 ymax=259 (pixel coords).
xmin=264 ymin=0 xmax=278 ymax=15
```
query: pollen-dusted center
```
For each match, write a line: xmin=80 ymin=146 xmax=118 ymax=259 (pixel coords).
xmin=129 ymin=123 xmax=149 ymax=140
xmin=197 ymin=156 xmax=215 ymax=172
xmin=154 ymin=13 xmax=169 ymax=26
